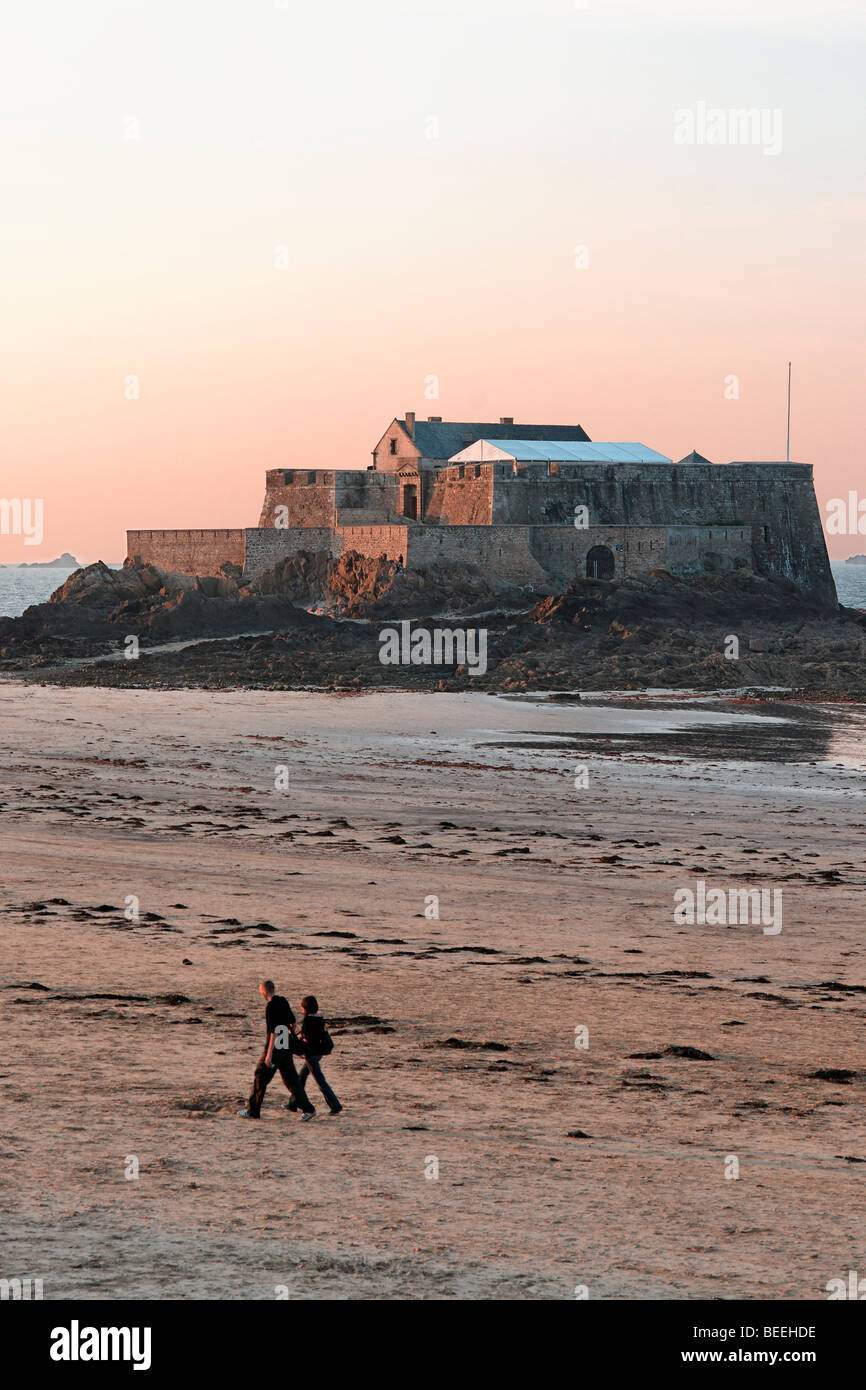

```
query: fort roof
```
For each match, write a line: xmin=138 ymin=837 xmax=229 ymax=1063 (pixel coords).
xmin=449 ymin=439 xmax=671 ymax=464
xmin=409 ymin=418 xmax=592 ymax=457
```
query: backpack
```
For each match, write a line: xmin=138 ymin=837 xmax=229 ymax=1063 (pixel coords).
xmin=304 ymin=1014 xmax=334 ymax=1056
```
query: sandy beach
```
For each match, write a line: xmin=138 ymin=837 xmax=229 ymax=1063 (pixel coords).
xmin=1 ymin=686 xmax=863 ymax=1300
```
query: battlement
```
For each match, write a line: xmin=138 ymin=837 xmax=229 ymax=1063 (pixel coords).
xmin=263 ymin=469 xmax=337 ymax=486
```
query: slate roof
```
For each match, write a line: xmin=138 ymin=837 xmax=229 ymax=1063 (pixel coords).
xmin=411 ymin=419 xmax=591 ymax=458
xmin=677 ymin=449 xmax=714 ymax=464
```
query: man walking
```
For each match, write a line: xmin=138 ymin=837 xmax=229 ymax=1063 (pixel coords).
xmin=238 ymin=980 xmax=316 ymax=1120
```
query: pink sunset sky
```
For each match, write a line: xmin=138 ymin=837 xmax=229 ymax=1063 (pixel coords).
xmin=1 ymin=0 xmax=863 ymax=562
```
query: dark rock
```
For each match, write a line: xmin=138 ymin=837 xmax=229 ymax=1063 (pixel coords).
xmin=809 ymin=1069 xmax=859 ymax=1083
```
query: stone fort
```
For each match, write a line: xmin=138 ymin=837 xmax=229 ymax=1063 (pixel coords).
xmin=127 ymin=412 xmax=835 ymax=602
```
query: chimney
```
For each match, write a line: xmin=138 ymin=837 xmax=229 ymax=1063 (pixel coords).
xmin=427 ymin=415 xmax=442 ymax=422
xmin=404 ymin=411 xmax=415 ymax=438
xmin=500 ymin=416 xmax=514 ymax=426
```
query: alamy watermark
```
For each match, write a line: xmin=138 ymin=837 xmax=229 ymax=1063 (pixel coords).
xmin=379 ymin=620 xmax=487 ymax=677
xmin=825 ymin=492 xmax=866 ymax=536
xmin=674 ymin=103 xmax=783 ymax=157
xmin=1 ymin=1277 xmax=43 ymax=1300
xmin=0 ymin=498 xmax=43 ymax=546
xmin=826 ymin=1270 xmax=866 ymax=1300
xmin=674 ymin=879 xmax=782 ymax=935
xmin=49 ymin=1323 xmax=152 ymax=1370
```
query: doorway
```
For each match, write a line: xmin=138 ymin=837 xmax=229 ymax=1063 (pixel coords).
xmin=586 ymin=545 xmax=615 ymax=580
xmin=402 ymin=484 xmax=418 ymax=520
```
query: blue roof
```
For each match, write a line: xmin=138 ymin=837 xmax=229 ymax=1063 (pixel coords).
xmin=450 ymin=439 xmax=671 ymax=464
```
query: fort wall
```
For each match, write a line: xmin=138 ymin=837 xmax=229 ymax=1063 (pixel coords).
xmin=242 ymin=525 xmax=409 ymax=578
xmin=484 ymin=462 xmax=833 ymax=600
xmin=407 ymin=525 xmax=549 ymax=584
xmin=126 ymin=529 xmax=246 ymax=575
xmin=127 ymin=459 xmax=835 ymax=603
xmin=334 ymin=471 xmax=401 ymax=517
xmin=406 ymin=523 xmax=750 ymax=586
xmin=123 ymin=519 xmax=799 ymax=592
xmin=527 ymin=526 xmax=668 ymax=582
xmin=424 ymin=465 xmax=494 ymax=526
xmin=258 ymin=470 xmax=338 ymax=528
xmin=243 ymin=527 xmax=341 ymax=577
xmin=338 ymin=525 xmax=408 ymax=563
xmin=258 ymin=468 xmax=411 ymax=528
xmin=665 ymin=524 xmax=752 ymax=574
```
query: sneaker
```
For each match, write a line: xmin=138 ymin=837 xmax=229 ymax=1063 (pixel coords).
xmin=300 ymin=1111 xmax=316 ymax=1121
xmin=284 ymin=1101 xmax=298 ymax=1112
xmin=238 ymin=1108 xmax=258 ymax=1119
xmin=328 ymin=1106 xmax=343 ymax=1115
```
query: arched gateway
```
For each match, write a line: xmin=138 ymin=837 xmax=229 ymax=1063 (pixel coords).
xmin=586 ymin=545 xmax=615 ymax=580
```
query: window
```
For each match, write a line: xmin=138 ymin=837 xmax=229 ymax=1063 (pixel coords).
xmin=389 ymin=439 xmax=398 ymax=455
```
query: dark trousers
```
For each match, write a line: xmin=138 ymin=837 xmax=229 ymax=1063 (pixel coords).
xmin=287 ymin=1055 xmax=341 ymax=1112
xmin=247 ymin=1049 xmax=315 ymax=1117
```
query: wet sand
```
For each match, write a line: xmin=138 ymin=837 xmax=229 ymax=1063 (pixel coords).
xmin=1 ymin=687 xmax=863 ymax=1299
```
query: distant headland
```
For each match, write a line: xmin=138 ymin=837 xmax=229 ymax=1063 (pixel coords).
xmin=0 ymin=553 xmax=80 ymax=569
xmin=845 ymin=554 xmax=866 ymax=565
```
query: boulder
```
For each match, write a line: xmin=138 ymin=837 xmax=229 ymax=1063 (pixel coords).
xmin=49 ymin=562 xmax=154 ymax=608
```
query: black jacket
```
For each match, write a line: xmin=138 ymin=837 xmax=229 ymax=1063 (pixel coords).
xmin=265 ymin=995 xmax=296 ymax=1051
xmin=300 ymin=1013 xmax=328 ymax=1055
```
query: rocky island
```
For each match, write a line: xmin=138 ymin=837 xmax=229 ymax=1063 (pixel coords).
xmin=0 ymin=548 xmax=864 ymax=698
xmin=0 ymin=551 xmax=79 ymax=568
xmin=2 ymin=415 xmax=861 ymax=698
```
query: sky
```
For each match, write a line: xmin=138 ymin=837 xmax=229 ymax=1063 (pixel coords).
xmin=0 ymin=0 xmax=863 ymax=561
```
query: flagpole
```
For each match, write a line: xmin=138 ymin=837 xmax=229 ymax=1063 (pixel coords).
xmin=786 ymin=361 xmax=791 ymax=462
